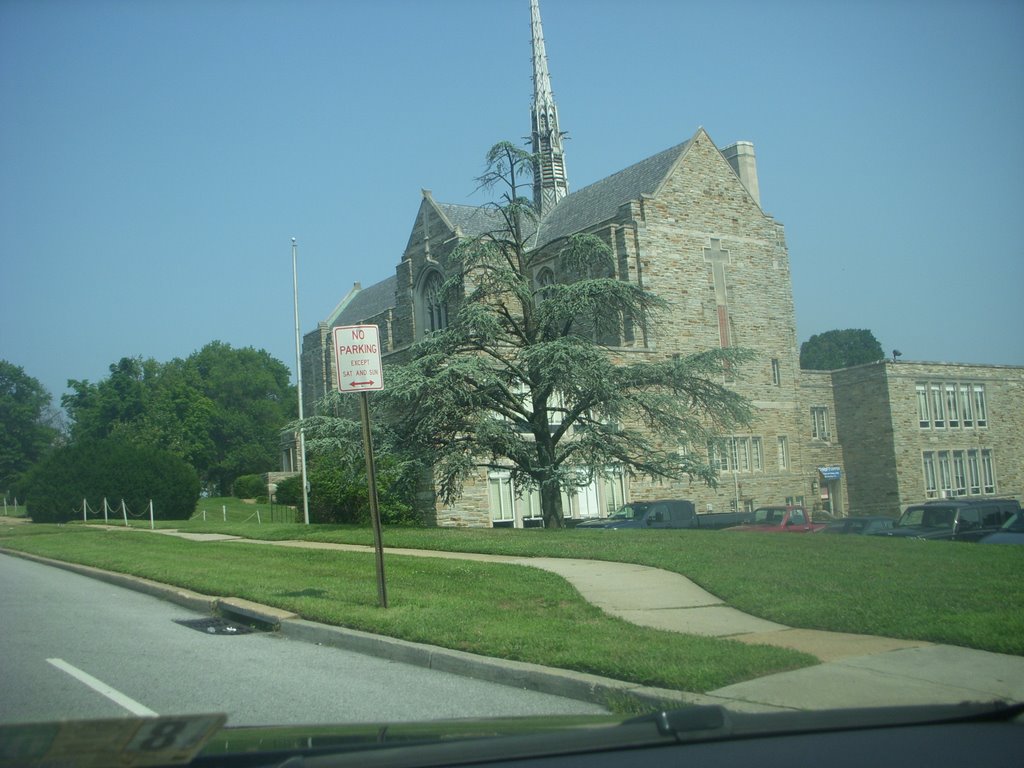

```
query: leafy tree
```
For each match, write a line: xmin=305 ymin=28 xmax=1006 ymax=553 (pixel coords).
xmin=190 ymin=342 xmax=295 ymax=494
xmin=0 ymin=361 xmax=60 ymax=490
xmin=61 ymin=343 xmax=294 ymax=495
xmin=22 ymin=438 xmax=199 ymax=523
xmin=800 ymin=329 xmax=884 ymax=370
xmin=374 ymin=142 xmax=752 ymax=528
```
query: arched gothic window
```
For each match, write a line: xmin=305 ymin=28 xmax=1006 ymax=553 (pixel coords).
xmin=536 ymin=267 xmax=555 ymax=302
xmin=421 ymin=271 xmax=447 ymax=334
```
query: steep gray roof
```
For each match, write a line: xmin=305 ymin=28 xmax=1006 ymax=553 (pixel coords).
xmin=334 ymin=274 xmax=397 ymax=326
xmin=536 ymin=140 xmax=690 ymax=248
xmin=329 ymin=140 xmax=690 ymax=327
xmin=436 ymin=203 xmax=508 ymax=239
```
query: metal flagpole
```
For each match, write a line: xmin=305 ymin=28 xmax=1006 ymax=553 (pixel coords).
xmin=292 ymin=238 xmax=311 ymax=525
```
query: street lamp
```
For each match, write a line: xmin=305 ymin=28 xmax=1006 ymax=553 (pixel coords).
xmin=292 ymin=238 xmax=311 ymax=525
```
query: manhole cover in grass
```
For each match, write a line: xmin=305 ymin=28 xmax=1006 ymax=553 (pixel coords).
xmin=174 ymin=617 xmax=255 ymax=635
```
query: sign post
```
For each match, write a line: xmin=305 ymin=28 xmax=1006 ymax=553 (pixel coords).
xmin=332 ymin=324 xmax=388 ymax=608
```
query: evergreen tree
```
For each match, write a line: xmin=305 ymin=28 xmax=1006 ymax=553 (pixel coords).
xmin=374 ymin=142 xmax=752 ymax=528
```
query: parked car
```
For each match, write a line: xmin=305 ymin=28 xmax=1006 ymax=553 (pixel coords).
xmin=876 ymin=498 xmax=1021 ymax=542
xmin=978 ymin=511 xmax=1024 ymax=545
xmin=818 ymin=516 xmax=894 ymax=535
xmin=722 ymin=506 xmax=826 ymax=533
xmin=573 ymin=500 xmax=752 ymax=530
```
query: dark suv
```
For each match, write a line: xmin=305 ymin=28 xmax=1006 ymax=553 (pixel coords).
xmin=878 ymin=498 xmax=1021 ymax=542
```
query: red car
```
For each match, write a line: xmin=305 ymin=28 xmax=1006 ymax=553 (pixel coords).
xmin=723 ymin=506 xmax=826 ymax=533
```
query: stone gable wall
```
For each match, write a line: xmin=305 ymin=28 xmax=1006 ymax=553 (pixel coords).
xmin=620 ymin=130 xmax=817 ymax=513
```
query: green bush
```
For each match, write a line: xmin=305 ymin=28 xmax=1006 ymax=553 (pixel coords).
xmin=22 ymin=438 xmax=199 ymax=523
xmin=274 ymin=474 xmax=304 ymax=505
xmin=305 ymin=451 xmax=418 ymax=526
xmin=232 ymin=474 xmax=266 ymax=499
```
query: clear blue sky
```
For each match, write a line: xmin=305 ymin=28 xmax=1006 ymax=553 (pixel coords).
xmin=2 ymin=0 xmax=1022 ymax=405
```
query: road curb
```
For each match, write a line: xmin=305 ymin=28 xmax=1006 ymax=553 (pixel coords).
xmin=0 ymin=548 xmax=778 ymax=713
xmin=1 ymin=548 xmax=216 ymax=615
xmin=277 ymin=617 xmax=762 ymax=712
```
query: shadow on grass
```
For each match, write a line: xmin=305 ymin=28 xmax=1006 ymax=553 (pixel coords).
xmin=277 ymin=588 xmax=329 ymax=598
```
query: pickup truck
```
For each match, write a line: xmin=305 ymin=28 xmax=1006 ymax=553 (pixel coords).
xmin=722 ymin=506 xmax=826 ymax=533
xmin=875 ymin=498 xmax=1020 ymax=542
xmin=573 ymin=499 xmax=751 ymax=530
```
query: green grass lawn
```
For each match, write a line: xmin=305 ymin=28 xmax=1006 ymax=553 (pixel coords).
xmin=73 ymin=501 xmax=1024 ymax=655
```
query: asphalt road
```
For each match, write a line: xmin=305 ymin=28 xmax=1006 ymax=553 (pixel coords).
xmin=0 ymin=553 xmax=607 ymax=726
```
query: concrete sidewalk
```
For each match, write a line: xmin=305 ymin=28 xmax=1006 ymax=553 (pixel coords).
xmin=12 ymin=523 xmax=1024 ymax=712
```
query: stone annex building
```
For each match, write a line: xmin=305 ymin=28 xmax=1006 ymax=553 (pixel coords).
xmin=292 ymin=1 xmax=1023 ymax=526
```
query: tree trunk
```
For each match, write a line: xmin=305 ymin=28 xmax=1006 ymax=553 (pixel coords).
xmin=540 ymin=480 xmax=564 ymax=529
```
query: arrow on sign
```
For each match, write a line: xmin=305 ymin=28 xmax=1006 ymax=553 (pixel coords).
xmin=348 ymin=380 xmax=376 ymax=388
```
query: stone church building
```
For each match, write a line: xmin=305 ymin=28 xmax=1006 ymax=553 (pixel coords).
xmin=293 ymin=1 xmax=1022 ymax=526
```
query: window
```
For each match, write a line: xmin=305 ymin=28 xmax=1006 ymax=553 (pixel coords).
xmin=937 ymin=451 xmax=952 ymax=497
xmin=980 ymin=506 xmax=1004 ymax=528
xmin=928 ymin=448 xmax=993 ymax=498
xmin=952 ymin=451 xmax=967 ymax=496
xmin=945 ymin=385 xmax=959 ymax=429
xmin=600 ymin=466 xmax=627 ymax=516
xmin=916 ymin=384 xmax=930 ymax=428
xmin=919 ymin=380 xmax=989 ymax=431
xmin=420 ymin=271 xmax=447 ymax=334
xmin=708 ymin=442 xmax=723 ymax=472
xmin=536 ymin=267 xmax=555 ymax=302
xmin=968 ymin=450 xmax=981 ymax=494
xmin=981 ymin=449 xmax=994 ymax=493
xmin=519 ymin=486 xmax=542 ymax=521
xmin=930 ymin=384 xmax=945 ymax=428
xmin=923 ymin=452 xmax=937 ymax=499
xmin=709 ymin=437 xmax=764 ymax=474
xmin=771 ymin=358 xmax=780 ymax=386
xmin=974 ymin=385 xmax=987 ymax=427
xmin=958 ymin=509 xmax=981 ymax=532
xmin=487 ymin=470 xmax=515 ymax=524
xmin=811 ymin=407 xmax=830 ymax=440
xmin=777 ymin=436 xmax=789 ymax=471
xmin=959 ymin=385 xmax=973 ymax=427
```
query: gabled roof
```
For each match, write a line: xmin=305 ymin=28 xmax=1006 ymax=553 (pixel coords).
xmin=535 ymin=139 xmax=691 ymax=248
xmin=323 ymin=137 xmax=695 ymax=328
xmin=333 ymin=275 xmax=397 ymax=327
xmin=436 ymin=202 xmax=508 ymax=239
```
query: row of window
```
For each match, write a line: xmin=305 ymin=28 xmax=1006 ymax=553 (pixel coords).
xmin=708 ymin=435 xmax=793 ymax=473
xmin=916 ymin=382 xmax=987 ymax=430
xmin=922 ymin=449 xmax=996 ymax=499
xmin=488 ymin=467 xmax=628 ymax=524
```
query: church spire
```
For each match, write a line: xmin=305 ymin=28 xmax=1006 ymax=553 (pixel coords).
xmin=530 ymin=0 xmax=568 ymax=215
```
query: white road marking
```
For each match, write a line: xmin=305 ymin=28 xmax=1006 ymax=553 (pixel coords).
xmin=47 ymin=658 xmax=158 ymax=717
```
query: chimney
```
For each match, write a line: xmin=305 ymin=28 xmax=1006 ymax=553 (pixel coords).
xmin=722 ymin=141 xmax=761 ymax=207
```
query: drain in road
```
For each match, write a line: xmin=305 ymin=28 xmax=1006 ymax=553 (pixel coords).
xmin=174 ymin=617 xmax=255 ymax=635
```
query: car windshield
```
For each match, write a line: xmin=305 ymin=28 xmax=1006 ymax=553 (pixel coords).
xmin=2 ymin=1 xmax=1021 ymax=765
xmin=898 ymin=506 xmax=955 ymax=529
xmin=609 ymin=504 xmax=647 ymax=520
